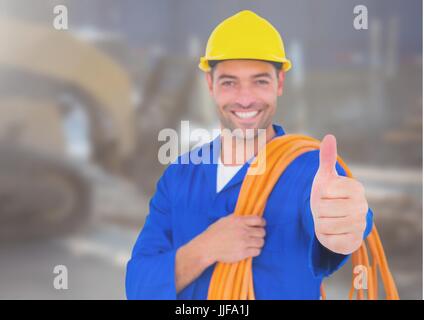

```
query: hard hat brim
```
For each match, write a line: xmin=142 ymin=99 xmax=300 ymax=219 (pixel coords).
xmin=198 ymin=57 xmax=292 ymax=73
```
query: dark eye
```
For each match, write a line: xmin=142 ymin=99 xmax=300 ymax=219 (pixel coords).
xmin=221 ymin=81 xmax=235 ymax=87
xmin=256 ymin=79 xmax=269 ymax=85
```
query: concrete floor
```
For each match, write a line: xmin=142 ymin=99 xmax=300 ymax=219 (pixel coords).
xmin=0 ymin=223 xmax=138 ymax=299
xmin=0 ymin=164 xmax=421 ymax=300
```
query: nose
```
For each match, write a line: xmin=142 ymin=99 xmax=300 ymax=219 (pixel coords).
xmin=233 ymin=86 xmax=256 ymax=108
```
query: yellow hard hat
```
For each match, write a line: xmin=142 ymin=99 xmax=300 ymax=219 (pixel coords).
xmin=199 ymin=10 xmax=292 ymax=73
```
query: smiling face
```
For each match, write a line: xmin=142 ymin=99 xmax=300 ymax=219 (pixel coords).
xmin=206 ymin=59 xmax=284 ymax=139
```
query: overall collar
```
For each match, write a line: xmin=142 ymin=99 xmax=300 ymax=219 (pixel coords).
xmin=203 ymin=124 xmax=286 ymax=197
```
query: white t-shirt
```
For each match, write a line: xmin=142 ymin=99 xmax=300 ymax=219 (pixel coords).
xmin=216 ymin=155 xmax=244 ymax=193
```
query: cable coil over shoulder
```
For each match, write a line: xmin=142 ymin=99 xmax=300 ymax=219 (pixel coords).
xmin=207 ymin=134 xmax=399 ymax=300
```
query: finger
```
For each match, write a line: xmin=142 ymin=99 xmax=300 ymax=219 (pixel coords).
xmin=245 ymin=247 xmax=261 ymax=258
xmin=317 ymin=233 xmax=363 ymax=255
xmin=314 ymin=198 xmax=366 ymax=218
xmin=318 ymin=134 xmax=338 ymax=177
xmin=319 ymin=199 xmax=368 ymax=219
xmin=247 ymin=237 xmax=265 ymax=249
xmin=247 ymin=226 xmax=266 ymax=238
xmin=315 ymin=216 xmax=363 ymax=235
xmin=242 ymin=216 xmax=266 ymax=227
xmin=320 ymin=176 xmax=365 ymax=199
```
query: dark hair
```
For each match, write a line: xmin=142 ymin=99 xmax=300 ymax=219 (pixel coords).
xmin=209 ymin=59 xmax=283 ymax=76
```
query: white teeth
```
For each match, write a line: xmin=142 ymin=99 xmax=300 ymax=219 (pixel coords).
xmin=234 ymin=111 xmax=259 ymax=119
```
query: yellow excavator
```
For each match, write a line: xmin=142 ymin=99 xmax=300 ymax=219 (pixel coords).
xmin=0 ymin=18 xmax=136 ymax=240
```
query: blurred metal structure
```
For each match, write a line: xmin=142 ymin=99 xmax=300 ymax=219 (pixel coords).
xmin=133 ymin=55 xmax=199 ymax=193
xmin=0 ymin=19 xmax=137 ymax=240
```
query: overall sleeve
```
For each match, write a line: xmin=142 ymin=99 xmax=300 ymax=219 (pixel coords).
xmin=126 ymin=166 xmax=178 ymax=299
xmin=301 ymin=154 xmax=374 ymax=279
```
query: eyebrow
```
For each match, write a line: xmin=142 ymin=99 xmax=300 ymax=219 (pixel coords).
xmin=252 ymin=72 xmax=273 ymax=79
xmin=217 ymin=72 xmax=273 ymax=81
xmin=217 ymin=74 xmax=238 ymax=81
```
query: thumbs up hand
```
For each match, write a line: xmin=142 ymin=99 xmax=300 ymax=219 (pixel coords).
xmin=310 ymin=135 xmax=369 ymax=255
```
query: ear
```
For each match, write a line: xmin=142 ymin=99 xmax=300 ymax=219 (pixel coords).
xmin=205 ymin=72 xmax=214 ymax=95
xmin=277 ymin=70 xmax=285 ymax=96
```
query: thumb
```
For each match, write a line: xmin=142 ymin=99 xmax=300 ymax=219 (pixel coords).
xmin=318 ymin=134 xmax=338 ymax=177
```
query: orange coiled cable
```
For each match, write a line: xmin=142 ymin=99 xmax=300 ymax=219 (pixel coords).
xmin=207 ymin=134 xmax=399 ymax=300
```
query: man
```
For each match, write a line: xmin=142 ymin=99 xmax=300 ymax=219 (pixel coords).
xmin=126 ymin=10 xmax=373 ymax=300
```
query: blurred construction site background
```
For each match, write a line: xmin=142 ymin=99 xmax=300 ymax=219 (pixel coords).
xmin=0 ymin=0 xmax=421 ymax=299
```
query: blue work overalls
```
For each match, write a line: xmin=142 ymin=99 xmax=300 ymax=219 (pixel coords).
xmin=126 ymin=124 xmax=373 ymax=299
